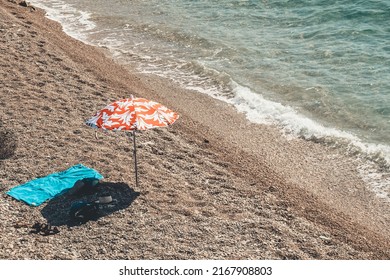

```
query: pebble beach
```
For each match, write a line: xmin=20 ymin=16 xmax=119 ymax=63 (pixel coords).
xmin=0 ymin=0 xmax=389 ymax=259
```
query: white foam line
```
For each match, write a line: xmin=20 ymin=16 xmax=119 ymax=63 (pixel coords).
xmin=228 ymin=81 xmax=390 ymax=163
xmin=30 ymin=0 xmax=96 ymax=43
xmin=230 ymin=82 xmax=355 ymax=137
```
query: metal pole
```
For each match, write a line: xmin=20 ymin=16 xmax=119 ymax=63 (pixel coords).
xmin=132 ymin=131 xmax=139 ymax=189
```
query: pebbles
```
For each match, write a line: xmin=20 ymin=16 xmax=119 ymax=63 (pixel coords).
xmin=0 ymin=0 xmax=389 ymax=260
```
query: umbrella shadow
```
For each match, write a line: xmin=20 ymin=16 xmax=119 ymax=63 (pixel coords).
xmin=41 ymin=181 xmax=140 ymax=227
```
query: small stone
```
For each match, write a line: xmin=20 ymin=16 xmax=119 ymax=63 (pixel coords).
xmin=19 ymin=1 xmax=29 ymax=7
xmin=319 ymin=235 xmax=331 ymax=241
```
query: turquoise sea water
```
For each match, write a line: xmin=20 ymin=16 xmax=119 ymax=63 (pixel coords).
xmin=31 ymin=0 xmax=390 ymax=194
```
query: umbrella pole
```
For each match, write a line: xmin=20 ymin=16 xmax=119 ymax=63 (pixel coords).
xmin=132 ymin=131 xmax=139 ymax=189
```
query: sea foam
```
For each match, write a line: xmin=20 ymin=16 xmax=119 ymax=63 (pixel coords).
xmin=31 ymin=0 xmax=96 ymax=43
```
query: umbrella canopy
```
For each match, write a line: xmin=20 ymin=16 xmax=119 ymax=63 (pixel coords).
xmin=86 ymin=97 xmax=179 ymax=131
xmin=86 ymin=96 xmax=179 ymax=188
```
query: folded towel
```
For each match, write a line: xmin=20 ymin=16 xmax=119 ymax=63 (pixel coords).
xmin=7 ymin=164 xmax=104 ymax=206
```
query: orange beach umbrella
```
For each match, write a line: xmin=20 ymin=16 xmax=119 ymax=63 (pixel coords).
xmin=86 ymin=96 xmax=179 ymax=188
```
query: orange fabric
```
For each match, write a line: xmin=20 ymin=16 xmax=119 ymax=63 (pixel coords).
xmin=86 ymin=97 xmax=179 ymax=131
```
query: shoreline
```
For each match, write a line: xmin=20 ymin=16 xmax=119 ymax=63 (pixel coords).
xmin=29 ymin=0 xmax=390 ymax=201
xmin=30 ymin=0 xmax=390 ymax=177
xmin=0 ymin=1 xmax=389 ymax=259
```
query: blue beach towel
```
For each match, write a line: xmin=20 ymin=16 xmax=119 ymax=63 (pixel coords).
xmin=7 ymin=164 xmax=104 ymax=206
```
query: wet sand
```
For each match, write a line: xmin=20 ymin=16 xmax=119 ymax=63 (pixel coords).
xmin=0 ymin=0 xmax=389 ymax=259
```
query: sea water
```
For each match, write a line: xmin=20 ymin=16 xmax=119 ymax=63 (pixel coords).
xmin=30 ymin=0 xmax=390 ymax=197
